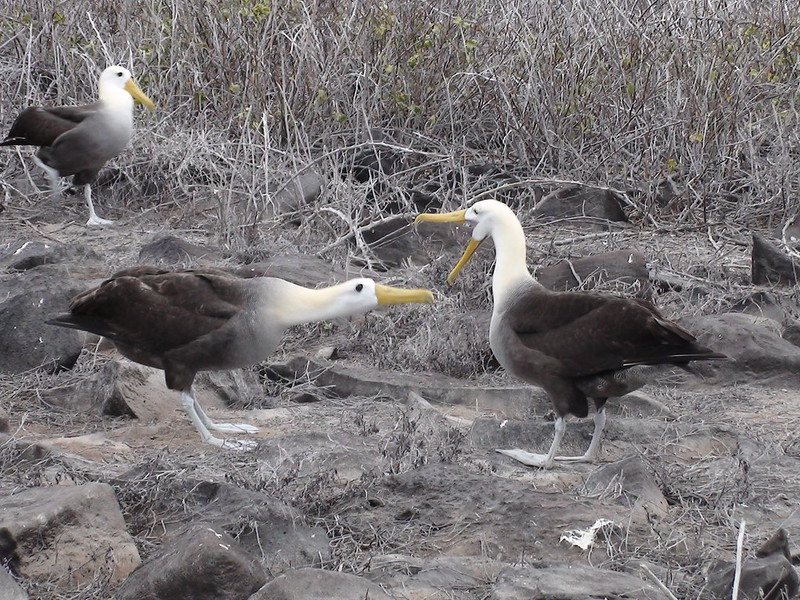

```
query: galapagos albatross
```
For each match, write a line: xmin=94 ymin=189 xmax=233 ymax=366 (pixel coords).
xmin=48 ymin=266 xmax=434 ymax=450
xmin=1 ymin=65 xmax=154 ymax=226
xmin=415 ymin=199 xmax=725 ymax=469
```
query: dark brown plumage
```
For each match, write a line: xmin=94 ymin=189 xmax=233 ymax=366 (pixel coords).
xmin=416 ymin=199 xmax=726 ymax=468
xmin=49 ymin=266 xmax=434 ymax=450
xmin=2 ymin=105 xmax=92 ymax=147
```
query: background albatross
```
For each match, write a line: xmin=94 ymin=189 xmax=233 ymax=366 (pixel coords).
xmin=1 ymin=65 xmax=154 ymax=226
xmin=48 ymin=266 xmax=434 ymax=450
xmin=416 ymin=199 xmax=726 ymax=469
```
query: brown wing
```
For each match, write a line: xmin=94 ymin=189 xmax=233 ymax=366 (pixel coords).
xmin=507 ymin=288 xmax=716 ymax=377
xmin=62 ymin=269 xmax=247 ymax=356
xmin=1 ymin=104 xmax=98 ymax=147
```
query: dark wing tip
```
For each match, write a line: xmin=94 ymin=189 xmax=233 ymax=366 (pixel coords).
xmin=622 ymin=348 xmax=728 ymax=368
xmin=46 ymin=314 xmax=80 ymax=328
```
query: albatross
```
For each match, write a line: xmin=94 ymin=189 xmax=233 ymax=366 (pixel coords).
xmin=1 ymin=65 xmax=154 ymax=226
xmin=48 ymin=266 xmax=434 ymax=450
xmin=415 ymin=199 xmax=725 ymax=469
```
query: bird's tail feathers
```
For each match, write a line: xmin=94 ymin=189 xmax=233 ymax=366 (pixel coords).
xmin=622 ymin=349 xmax=727 ymax=368
xmin=0 ymin=137 xmax=30 ymax=146
xmin=46 ymin=313 xmax=121 ymax=341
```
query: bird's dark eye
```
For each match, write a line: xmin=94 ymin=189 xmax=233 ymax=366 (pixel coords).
xmin=116 ymin=72 xmax=124 ymax=77
xmin=355 ymin=283 xmax=364 ymax=292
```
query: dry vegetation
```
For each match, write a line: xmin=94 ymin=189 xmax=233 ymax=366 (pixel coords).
xmin=3 ymin=0 xmax=800 ymax=233
xmin=2 ymin=1 xmax=800 ymax=599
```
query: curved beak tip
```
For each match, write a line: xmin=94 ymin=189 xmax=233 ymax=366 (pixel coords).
xmin=125 ymin=79 xmax=155 ymax=110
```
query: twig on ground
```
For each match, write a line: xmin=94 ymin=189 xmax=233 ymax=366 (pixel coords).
xmin=640 ymin=564 xmax=680 ymax=600
xmin=732 ymin=519 xmax=746 ymax=600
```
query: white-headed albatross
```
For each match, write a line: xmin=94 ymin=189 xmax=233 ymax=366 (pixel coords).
xmin=1 ymin=65 xmax=154 ymax=226
xmin=48 ymin=266 xmax=434 ymax=450
xmin=415 ymin=199 xmax=725 ymax=469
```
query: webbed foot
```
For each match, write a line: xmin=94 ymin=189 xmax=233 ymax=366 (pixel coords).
xmin=495 ymin=448 xmax=554 ymax=469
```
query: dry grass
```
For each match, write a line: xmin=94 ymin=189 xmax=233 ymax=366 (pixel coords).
xmin=3 ymin=0 xmax=800 ymax=246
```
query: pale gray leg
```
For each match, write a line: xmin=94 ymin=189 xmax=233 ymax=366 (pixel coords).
xmin=32 ymin=155 xmax=62 ymax=196
xmin=83 ymin=185 xmax=114 ymax=226
xmin=496 ymin=416 xmax=567 ymax=469
xmin=555 ymin=406 xmax=606 ymax=463
xmin=180 ymin=391 xmax=256 ymax=451
xmin=192 ymin=398 xmax=259 ymax=434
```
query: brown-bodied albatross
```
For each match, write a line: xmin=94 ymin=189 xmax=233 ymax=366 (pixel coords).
xmin=415 ymin=199 xmax=725 ymax=469
xmin=1 ymin=65 xmax=154 ymax=226
xmin=48 ymin=266 xmax=434 ymax=450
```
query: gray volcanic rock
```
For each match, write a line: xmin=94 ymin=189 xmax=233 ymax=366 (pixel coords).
xmin=704 ymin=528 xmax=800 ymax=600
xmin=751 ymin=233 xmax=799 ymax=286
xmin=231 ymin=253 xmax=344 ymax=287
xmin=0 ymin=239 xmax=98 ymax=271
xmin=41 ymin=359 xmax=268 ymax=423
xmin=138 ymin=235 xmax=222 ymax=267
xmin=265 ymin=354 xmax=529 ymax=409
xmin=116 ymin=523 xmax=266 ymax=600
xmin=249 ymin=567 xmax=392 ymax=600
xmin=704 ymin=553 xmax=799 ymax=600
xmin=534 ymin=184 xmax=628 ymax=222
xmin=110 ymin=469 xmax=331 ymax=578
xmin=269 ymin=170 xmax=325 ymax=217
xmin=0 ymin=566 xmax=28 ymax=600
xmin=489 ymin=563 xmax=671 ymax=599
xmin=730 ymin=290 xmax=787 ymax=323
xmin=189 ymin=482 xmax=330 ymax=575
xmin=0 ymin=265 xmax=85 ymax=373
xmin=357 ymin=215 xmax=466 ymax=268
xmin=41 ymin=360 xmax=160 ymax=417
xmin=584 ymin=455 xmax=669 ymax=519
xmin=0 ymin=482 xmax=140 ymax=587
xmin=680 ymin=313 xmax=800 ymax=383
xmin=367 ymin=554 xmax=507 ymax=599
xmin=536 ymin=249 xmax=651 ymax=295
xmin=784 ymin=319 xmax=800 ymax=348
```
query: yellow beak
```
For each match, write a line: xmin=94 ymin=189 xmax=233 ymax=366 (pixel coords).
xmin=125 ymin=79 xmax=155 ymax=110
xmin=375 ymin=285 xmax=435 ymax=306
xmin=413 ymin=209 xmax=467 ymax=226
xmin=414 ymin=209 xmax=482 ymax=285
xmin=446 ymin=238 xmax=483 ymax=284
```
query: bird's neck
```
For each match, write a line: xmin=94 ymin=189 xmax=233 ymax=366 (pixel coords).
xmin=490 ymin=216 xmax=538 ymax=307
xmin=99 ymin=87 xmax=134 ymax=117
xmin=266 ymin=280 xmax=355 ymax=328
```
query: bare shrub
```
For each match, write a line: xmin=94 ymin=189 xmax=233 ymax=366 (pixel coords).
xmin=2 ymin=0 xmax=798 ymax=245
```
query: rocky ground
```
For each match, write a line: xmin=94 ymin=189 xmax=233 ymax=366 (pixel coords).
xmin=2 ymin=179 xmax=800 ymax=600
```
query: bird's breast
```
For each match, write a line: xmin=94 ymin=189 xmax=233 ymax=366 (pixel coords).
xmin=98 ymin=112 xmax=134 ymax=150
xmin=489 ymin=309 xmax=520 ymax=374
xmin=228 ymin=312 xmax=283 ymax=367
